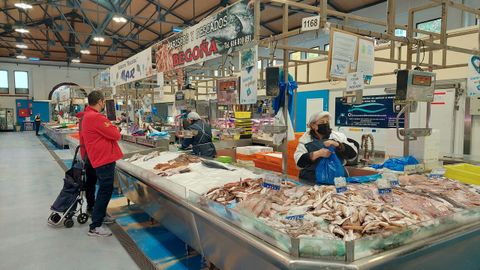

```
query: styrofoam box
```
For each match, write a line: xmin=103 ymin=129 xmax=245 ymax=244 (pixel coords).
xmin=236 ymin=146 xmax=273 ymax=155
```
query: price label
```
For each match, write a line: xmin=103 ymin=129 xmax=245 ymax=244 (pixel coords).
xmin=262 ymin=174 xmax=282 ymax=191
xmin=428 ymin=167 xmax=446 ymax=179
xmin=377 ymin=178 xmax=392 ymax=195
xmin=334 ymin=177 xmax=347 ymax=193
xmin=301 ymin=15 xmax=320 ymax=32
xmin=384 ymin=173 xmax=399 ymax=187
xmin=285 ymin=207 xmax=306 ymax=221
xmin=404 ymin=165 xmax=417 ymax=175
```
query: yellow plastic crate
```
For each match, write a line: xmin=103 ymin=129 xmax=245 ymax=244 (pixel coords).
xmin=234 ymin=111 xmax=252 ymax=119
xmin=445 ymin=163 xmax=480 ymax=185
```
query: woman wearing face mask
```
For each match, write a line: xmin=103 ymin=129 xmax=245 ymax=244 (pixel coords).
xmin=294 ymin=111 xmax=358 ymax=183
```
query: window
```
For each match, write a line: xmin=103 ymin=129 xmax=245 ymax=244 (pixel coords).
xmin=324 ymin=44 xmax=330 ymax=51
xmin=0 ymin=70 xmax=8 ymax=94
xmin=257 ymin=59 xmax=262 ymax=69
xmin=416 ymin=18 xmax=442 ymax=34
xmin=395 ymin=29 xmax=407 ymax=37
xmin=306 ymin=46 xmax=320 ymax=59
xmin=14 ymin=71 xmax=29 ymax=94
xmin=290 ymin=51 xmax=302 ymax=61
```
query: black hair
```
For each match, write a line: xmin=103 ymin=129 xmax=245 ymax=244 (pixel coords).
xmin=88 ymin=91 xmax=104 ymax=106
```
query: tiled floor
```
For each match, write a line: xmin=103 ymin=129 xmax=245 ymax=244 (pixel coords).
xmin=0 ymin=131 xmax=140 ymax=270
xmin=5 ymin=131 xmax=203 ymax=270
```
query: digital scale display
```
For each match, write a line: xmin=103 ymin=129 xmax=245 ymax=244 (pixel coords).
xmin=411 ymin=75 xmax=432 ymax=86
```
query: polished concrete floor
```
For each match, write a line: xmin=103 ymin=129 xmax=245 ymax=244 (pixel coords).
xmin=0 ymin=132 xmax=140 ymax=270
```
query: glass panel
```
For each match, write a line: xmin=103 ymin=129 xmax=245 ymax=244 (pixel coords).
xmin=14 ymin=71 xmax=29 ymax=94
xmin=290 ymin=51 xmax=302 ymax=61
xmin=395 ymin=29 xmax=407 ymax=37
xmin=417 ymin=18 xmax=442 ymax=34
xmin=299 ymin=236 xmax=346 ymax=260
xmin=306 ymin=47 xmax=320 ymax=59
xmin=0 ymin=70 xmax=8 ymax=94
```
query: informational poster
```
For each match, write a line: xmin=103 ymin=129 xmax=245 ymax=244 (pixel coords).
xmin=467 ymin=55 xmax=480 ymax=97
xmin=240 ymin=46 xmax=258 ymax=104
xmin=335 ymin=95 xmax=404 ymax=128
xmin=329 ymin=30 xmax=358 ymax=79
xmin=154 ymin=0 xmax=254 ymax=73
xmin=346 ymin=72 xmax=364 ymax=91
xmin=99 ymin=68 xmax=110 ymax=88
xmin=217 ymin=77 xmax=239 ymax=105
xmin=110 ymin=47 xmax=153 ymax=87
xmin=357 ymin=38 xmax=375 ymax=83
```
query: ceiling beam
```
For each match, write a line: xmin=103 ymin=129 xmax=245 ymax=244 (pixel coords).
xmin=347 ymin=0 xmax=388 ymax=13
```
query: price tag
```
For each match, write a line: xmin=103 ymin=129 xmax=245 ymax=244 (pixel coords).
xmin=404 ymin=165 xmax=417 ymax=175
xmin=334 ymin=177 xmax=347 ymax=193
xmin=285 ymin=207 xmax=305 ymax=221
xmin=262 ymin=174 xmax=281 ymax=191
xmin=428 ymin=167 xmax=446 ymax=179
xmin=383 ymin=173 xmax=399 ymax=187
xmin=416 ymin=163 xmax=425 ymax=173
xmin=301 ymin=15 xmax=320 ymax=32
xmin=377 ymin=178 xmax=392 ymax=195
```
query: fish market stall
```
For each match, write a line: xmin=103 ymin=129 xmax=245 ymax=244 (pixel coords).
xmin=115 ymin=149 xmax=480 ymax=270
xmin=42 ymin=123 xmax=79 ymax=148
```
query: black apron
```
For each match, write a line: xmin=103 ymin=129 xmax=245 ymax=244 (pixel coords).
xmin=190 ymin=122 xmax=216 ymax=158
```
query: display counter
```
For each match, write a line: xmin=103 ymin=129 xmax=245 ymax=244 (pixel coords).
xmin=115 ymin=149 xmax=480 ymax=270
xmin=42 ymin=123 xmax=79 ymax=148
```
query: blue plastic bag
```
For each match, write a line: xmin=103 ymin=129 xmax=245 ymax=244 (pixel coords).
xmin=370 ymin=156 xmax=419 ymax=171
xmin=346 ymin=174 xmax=382 ymax=184
xmin=315 ymin=146 xmax=346 ymax=185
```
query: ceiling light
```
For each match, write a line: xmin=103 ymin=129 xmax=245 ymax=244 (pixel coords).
xmin=16 ymin=43 xmax=28 ymax=49
xmin=14 ymin=2 xmax=33 ymax=9
xmin=16 ymin=54 xmax=27 ymax=59
xmin=113 ymin=15 xmax=127 ymax=23
xmin=71 ymin=58 xmax=81 ymax=63
xmin=80 ymin=49 xmax=90 ymax=55
xmin=14 ymin=27 xmax=29 ymax=34
xmin=93 ymin=36 xmax=105 ymax=42
xmin=172 ymin=27 xmax=183 ymax=33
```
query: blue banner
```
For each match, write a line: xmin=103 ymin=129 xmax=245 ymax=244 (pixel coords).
xmin=335 ymin=94 xmax=404 ymax=128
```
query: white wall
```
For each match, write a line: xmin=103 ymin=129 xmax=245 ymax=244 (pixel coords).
xmin=0 ymin=61 xmax=103 ymax=116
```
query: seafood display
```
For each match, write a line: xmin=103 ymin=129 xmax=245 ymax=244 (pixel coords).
xmin=201 ymin=174 xmax=480 ymax=241
xmin=124 ymin=151 xmax=258 ymax=198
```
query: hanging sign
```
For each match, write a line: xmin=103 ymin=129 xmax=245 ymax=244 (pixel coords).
xmin=328 ymin=30 xmax=358 ymax=79
xmin=240 ymin=46 xmax=258 ymax=105
xmin=99 ymin=68 xmax=110 ymax=88
xmin=110 ymin=47 xmax=153 ymax=87
xmin=301 ymin=15 xmax=320 ymax=32
xmin=357 ymin=38 xmax=375 ymax=83
xmin=154 ymin=0 xmax=254 ymax=73
xmin=346 ymin=72 xmax=365 ymax=92
xmin=467 ymin=55 xmax=480 ymax=97
xmin=335 ymin=95 xmax=404 ymax=128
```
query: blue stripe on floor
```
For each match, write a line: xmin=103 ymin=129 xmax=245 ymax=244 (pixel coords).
xmin=109 ymin=204 xmax=202 ymax=269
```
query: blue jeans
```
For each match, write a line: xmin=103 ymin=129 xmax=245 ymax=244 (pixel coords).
xmin=89 ymin=162 xmax=115 ymax=230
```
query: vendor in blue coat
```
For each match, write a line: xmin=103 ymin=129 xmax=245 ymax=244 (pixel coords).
xmin=180 ymin=112 xmax=217 ymax=158
xmin=294 ymin=111 xmax=358 ymax=183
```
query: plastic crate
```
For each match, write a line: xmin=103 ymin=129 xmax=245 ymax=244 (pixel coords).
xmin=254 ymin=159 xmax=282 ymax=173
xmin=445 ymin=163 xmax=480 ymax=185
xmin=236 ymin=153 xmax=257 ymax=161
xmin=234 ymin=111 xmax=252 ymax=119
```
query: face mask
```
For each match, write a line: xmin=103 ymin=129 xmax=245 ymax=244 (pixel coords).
xmin=317 ymin=123 xmax=331 ymax=136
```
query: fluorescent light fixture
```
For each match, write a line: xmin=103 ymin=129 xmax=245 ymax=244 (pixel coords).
xmin=16 ymin=43 xmax=28 ymax=49
xmin=80 ymin=49 xmax=90 ymax=55
xmin=71 ymin=58 xmax=81 ymax=63
xmin=14 ymin=2 xmax=33 ymax=9
xmin=16 ymin=54 xmax=27 ymax=59
xmin=14 ymin=27 xmax=29 ymax=34
xmin=172 ymin=27 xmax=183 ymax=33
xmin=93 ymin=36 xmax=105 ymax=42
xmin=112 ymin=15 xmax=127 ymax=23
xmin=29 ymin=57 xmax=40 ymax=61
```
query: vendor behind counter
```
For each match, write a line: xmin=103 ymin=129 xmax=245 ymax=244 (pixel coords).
xmin=180 ymin=112 xmax=217 ymax=158
xmin=294 ymin=111 xmax=358 ymax=183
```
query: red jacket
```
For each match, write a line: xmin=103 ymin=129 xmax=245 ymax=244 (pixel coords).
xmin=77 ymin=106 xmax=94 ymax=160
xmin=80 ymin=107 xmax=123 ymax=168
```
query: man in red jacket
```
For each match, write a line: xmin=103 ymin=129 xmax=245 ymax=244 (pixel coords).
xmin=81 ymin=91 xmax=123 ymax=237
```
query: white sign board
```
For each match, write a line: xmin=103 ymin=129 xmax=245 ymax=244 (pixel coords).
xmin=346 ymin=72 xmax=365 ymax=91
xmin=240 ymin=46 xmax=258 ymax=104
xmin=301 ymin=15 xmax=320 ymax=32
xmin=110 ymin=47 xmax=154 ymax=87
xmin=329 ymin=31 xmax=358 ymax=79
xmin=467 ymin=55 xmax=480 ymax=97
xmin=357 ymin=38 xmax=375 ymax=79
